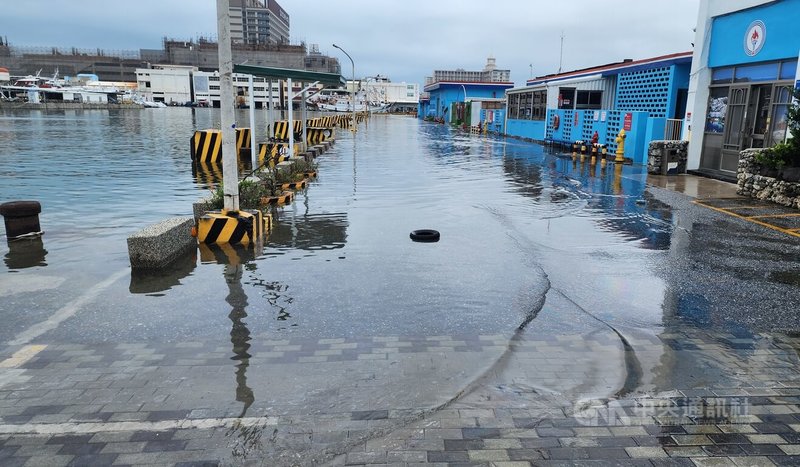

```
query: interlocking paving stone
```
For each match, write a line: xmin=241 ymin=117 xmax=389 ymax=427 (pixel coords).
xmin=3 ymin=330 xmax=800 ymax=465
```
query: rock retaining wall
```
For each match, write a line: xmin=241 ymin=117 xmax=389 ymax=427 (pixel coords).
xmin=647 ymin=140 xmax=688 ymax=175
xmin=737 ymin=148 xmax=800 ymax=209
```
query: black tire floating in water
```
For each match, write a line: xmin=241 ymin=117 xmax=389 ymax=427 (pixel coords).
xmin=410 ymin=229 xmax=440 ymax=243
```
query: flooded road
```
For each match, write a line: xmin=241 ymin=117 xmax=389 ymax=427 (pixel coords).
xmin=1 ymin=109 xmax=800 ymax=465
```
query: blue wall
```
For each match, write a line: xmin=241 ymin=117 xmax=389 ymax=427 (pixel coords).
xmin=425 ymin=84 xmax=511 ymax=122
xmin=541 ymin=109 xmax=650 ymax=164
xmin=480 ymin=109 xmax=506 ymax=134
xmin=505 ymin=119 xmax=546 ymax=140
xmin=710 ymin=0 xmax=800 ymax=67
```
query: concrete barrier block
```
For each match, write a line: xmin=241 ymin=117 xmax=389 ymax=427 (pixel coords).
xmin=192 ymin=199 xmax=214 ymax=224
xmin=127 ymin=216 xmax=196 ymax=269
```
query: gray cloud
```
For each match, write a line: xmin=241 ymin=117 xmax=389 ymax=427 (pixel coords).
xmin=2 ymin=0 xmax=699 ymax=86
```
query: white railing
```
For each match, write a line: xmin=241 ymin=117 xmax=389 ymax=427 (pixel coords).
xmin=665 ymin=119 xmax=683 ymax=140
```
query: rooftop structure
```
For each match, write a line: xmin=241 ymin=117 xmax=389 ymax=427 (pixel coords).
xmin=425 ymin=56 xmax=511 ymax=85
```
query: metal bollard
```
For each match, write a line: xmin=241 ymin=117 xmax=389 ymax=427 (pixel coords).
xmin=580 ymin=142 xmax=587 ymax=163
xmin=590 ymin=143 xmax=598 ymax=165
xmin=0 ymin=201 xmax=43 ymax=240
xmin=600 ymin=145 xmax=608 ymax=168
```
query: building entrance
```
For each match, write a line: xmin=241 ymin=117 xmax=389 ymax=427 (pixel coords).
xmin=703 ymin=80 xmax=793 ymax=174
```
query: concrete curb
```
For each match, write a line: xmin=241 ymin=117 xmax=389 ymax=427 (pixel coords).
xmin=127 ymin=217 xmax=195 ymax=269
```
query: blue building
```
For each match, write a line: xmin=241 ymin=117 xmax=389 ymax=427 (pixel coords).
xmin=504 ymin=52 xmax=692 ymax=164
xmin=419 ymin=57 xmax=513 ymax=130
xmin=419 ymin=81 xmax=513 ymax=128
xmin=686 ymin=0 xmax=800 ymax=180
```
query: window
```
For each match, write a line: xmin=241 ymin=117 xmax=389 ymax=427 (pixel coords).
xmin=779 ymin=60 xmax=798 ymax=80
xmin=508 ymin=93 xmax=520 ymax=119
xmin=705 ymin=87 xmax=728 ymax=134
xmin=734 ymin=62 xmax=780 ymax=83
xmin=769 ymin=85 xmax=793 ymax=145
xmin=507 ymin=90 xmax=547 ymax=120
xmin=575 ymin=90 xmax=602 ymax=110
xmin=712 ymin=67 xmax=734 ymax=84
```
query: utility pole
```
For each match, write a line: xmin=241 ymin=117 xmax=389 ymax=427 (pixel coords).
xmin=217 ymin=0 xmax=239 ymax=211
xmin=558 ymin=31 xmax=564 ymax=74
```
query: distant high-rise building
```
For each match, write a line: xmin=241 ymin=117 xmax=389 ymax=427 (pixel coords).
xmin=229 ymin=0 xmax=290 ymax=46
xmin=427 ymin=56 xmax=511 ymax=84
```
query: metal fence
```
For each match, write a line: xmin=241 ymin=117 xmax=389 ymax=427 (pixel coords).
xmin=664 ymin=119 xmax=683 ymax=140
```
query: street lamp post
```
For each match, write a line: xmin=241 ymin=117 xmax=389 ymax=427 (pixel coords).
xmin=332 ymin=44 xmax=357 ymax=132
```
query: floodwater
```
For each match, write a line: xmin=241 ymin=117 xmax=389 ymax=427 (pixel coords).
xmin=4 ymin=109 xmax=800 ymax=464
xmin=0 ymin=109 xmax=670 ymax=344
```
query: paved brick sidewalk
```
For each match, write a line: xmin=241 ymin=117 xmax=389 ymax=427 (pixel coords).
xmin=2 ymin=325 xmax=800 ymax=466
xmin=326 ymin=329 xmax=800 ymax=467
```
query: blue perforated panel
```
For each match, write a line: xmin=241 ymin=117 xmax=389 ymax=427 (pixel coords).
xmin=614 ymin=66 xmax=673 ymax=118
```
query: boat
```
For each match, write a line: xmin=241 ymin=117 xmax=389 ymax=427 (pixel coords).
xmin=307 ymin=88 xmax=388 ymax=113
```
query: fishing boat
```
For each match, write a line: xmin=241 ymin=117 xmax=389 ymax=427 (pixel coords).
xmin=308 ymin=88 xmax=388 ymax=113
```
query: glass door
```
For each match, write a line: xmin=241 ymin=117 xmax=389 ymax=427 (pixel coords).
xmin=720 ymin=86 xmax=750 ymax=172
xmin=768 ymin=84 xmax=793 ymax=146
xmin=748 ymin=84 xmax=773 ymax=149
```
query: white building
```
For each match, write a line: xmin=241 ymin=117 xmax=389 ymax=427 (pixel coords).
xmin=193 ymin=70 xmax=323 ymax=108
xmin=135 ymin=65 xmax=195 ymax=104
xmin=685 ymin=0 xmax=800 ymax=179
xmin=361 ymin=77 xmax=419 ymax=112
xmin=426 ymin=56 xmax=511 ymax=85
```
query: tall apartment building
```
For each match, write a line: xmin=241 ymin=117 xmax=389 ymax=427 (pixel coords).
xmin=427 ymin=56 xmax=511 ymax=84
xmin=230 ymin=0 xmax=290 ymax=46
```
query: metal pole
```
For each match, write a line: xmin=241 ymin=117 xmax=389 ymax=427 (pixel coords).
xmin=301 ymin=89 xmax=308 ymax=152
xmin=267 ymin=79 xmax=274 ymax=139
xmin=217 ymin=0 xmax=238 ymax=211
xmin=248 ymin=75 xmax=256 ymax=168
xmin=287 ymin=77 xmax=294 ymax=159
xmin=332 ymin=44 xmax=356 ymax=132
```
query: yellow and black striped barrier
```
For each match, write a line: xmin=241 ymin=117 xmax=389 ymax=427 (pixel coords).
xmin=260 ymin=191 xmax=294 ymax=207
xmin=190 ymin=129 xmax=222 ymax=163
xmin=306 ymin=127 xmax=332 ymax=145
xmin=302 ymin=170 xmax=317 ymax=179
xmin=197 ymin=209 xmax=263 ymax=245
xmin=280 ymin=180 xmax=307 ymax=191
xmin=273 ymin=121 xmax=290 ymax=141
xmin=235 ymin=127 xmax=251 ymax=153
xmin=258 ymin=142 xmax=300 ymax=166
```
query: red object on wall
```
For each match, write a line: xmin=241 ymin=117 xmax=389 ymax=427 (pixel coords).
xmin=623 ymin=113 xmax=633 ymax=131
xmin=573 ymin=112 xmax=579 ymax=126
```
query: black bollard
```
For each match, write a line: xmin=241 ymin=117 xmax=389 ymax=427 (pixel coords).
xmin=0 ymin=201 xmax=42 ymax=239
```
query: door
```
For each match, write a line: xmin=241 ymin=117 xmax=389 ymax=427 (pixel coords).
xmin=720 ymin=86 xmax=750 ymax=172
xmin=748 ymin=84 xmax=773 ymax=149
xmin=768 ymin=84 xmax=793 ymax=146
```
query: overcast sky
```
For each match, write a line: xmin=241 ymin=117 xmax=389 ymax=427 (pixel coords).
xmin=3 ymin=0 xmax=700 ymax=86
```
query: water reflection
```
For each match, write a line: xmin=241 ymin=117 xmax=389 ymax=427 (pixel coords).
xmin=129 ymin=249 xmax=196 ymax=294
xmin=268 ymin=213 xmax=348 ymax=251
xmin=191 ymin=159 xmax=254 ymax=191
xmin=498 ymin=144 xmax=674 ymax=250
xmin=198 ymin=242 xmax=258 ymax=417
xmin=4 ymin=237 xmax=47 ymax=269
xmin=225 ymin=262 xmax=254 ymax=418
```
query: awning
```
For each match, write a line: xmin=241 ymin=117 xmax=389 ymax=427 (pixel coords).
xmin=232 ymin=64 xmax=346 ymax=87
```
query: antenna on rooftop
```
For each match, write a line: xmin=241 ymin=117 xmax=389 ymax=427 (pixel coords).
xmin=558 ymin=31 xmax=564 ymax=74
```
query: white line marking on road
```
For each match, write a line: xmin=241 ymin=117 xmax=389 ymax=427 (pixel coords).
xmin=9 ymin=269 xmax=128 ymax=346
xmin=0 ymin=417 xmax=279 ymax=435
xmin=0 ymin=344 xmax=47 ymax=368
